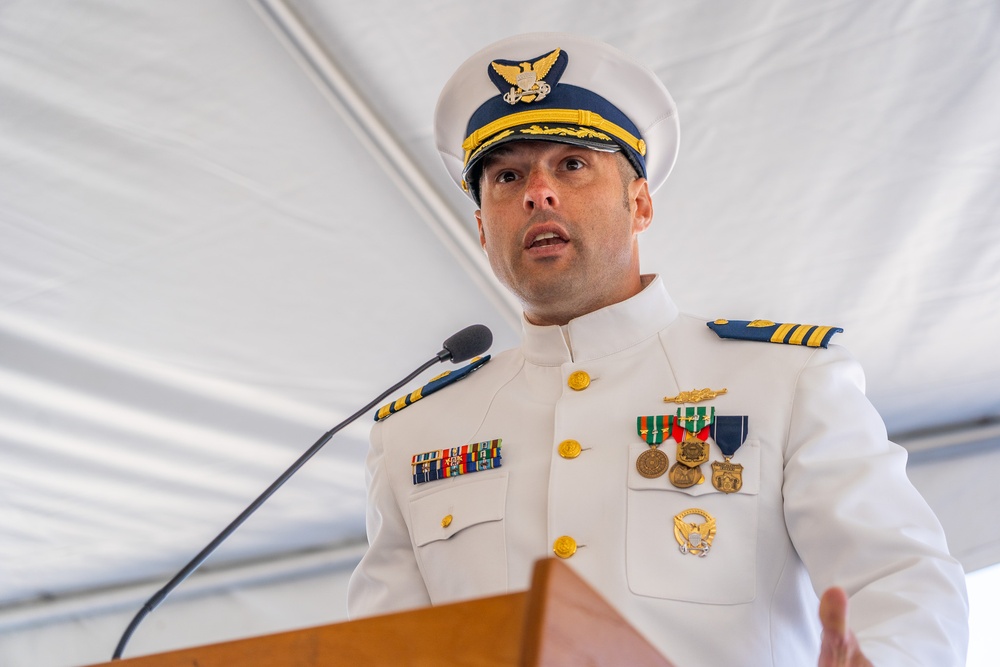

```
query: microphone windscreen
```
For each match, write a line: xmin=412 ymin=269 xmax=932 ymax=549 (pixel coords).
xmin=441 ymin=324 xmax=493 ymax=363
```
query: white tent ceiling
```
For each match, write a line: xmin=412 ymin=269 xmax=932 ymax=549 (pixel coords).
xmin=1 ymin=0 xmax=999 ymax=664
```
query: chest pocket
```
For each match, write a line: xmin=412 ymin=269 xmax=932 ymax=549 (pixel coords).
xmin=408 ymin=472 xmax=509 ymax=604
xmin=625 ymin=439 xmax=760 ymax=604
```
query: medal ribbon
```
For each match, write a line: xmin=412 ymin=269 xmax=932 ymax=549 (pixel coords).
xmin=666 ymin=415 xmax=687 ymax=443
xmin=676 ymin=406 xmax=715 ymax=433
xmin=709 ymin=416 xmax=749 ymax=458
xmin=636 ymin=415 xmax=666 ymax=445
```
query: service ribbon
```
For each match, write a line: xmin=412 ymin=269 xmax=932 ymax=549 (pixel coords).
xmin=411 ymin=439 xmax=502 ymax=485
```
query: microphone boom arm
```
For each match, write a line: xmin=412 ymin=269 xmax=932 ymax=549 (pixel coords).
xmin=112 ymin=350 xmax=455 ymax=659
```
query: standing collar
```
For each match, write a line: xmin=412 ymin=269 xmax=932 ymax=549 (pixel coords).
xmin=520 ymin=275 xmax=679 ymax=365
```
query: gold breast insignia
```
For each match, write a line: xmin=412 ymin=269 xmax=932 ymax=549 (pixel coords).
xmin=674 ymin=509 xmax=716 ymax=557
xmin=663 ymin=388 xmax=728 ymax=404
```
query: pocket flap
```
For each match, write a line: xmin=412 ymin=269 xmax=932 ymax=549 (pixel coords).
xmin=410 ymin=473 xmax=508 ymax=547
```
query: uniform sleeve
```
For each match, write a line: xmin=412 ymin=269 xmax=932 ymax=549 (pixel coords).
xmin=782 ymin=345 xmax=969 ymax=666
xmin=346 ymin=421 xmax=431 ymax=618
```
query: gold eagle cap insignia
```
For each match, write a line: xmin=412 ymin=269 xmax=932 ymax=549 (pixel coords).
xmin=491 ymin=48 xmax=561 ymax=105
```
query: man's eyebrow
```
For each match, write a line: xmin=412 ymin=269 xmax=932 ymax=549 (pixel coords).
xmin=480 ymin=146 xmax=517 ymax=171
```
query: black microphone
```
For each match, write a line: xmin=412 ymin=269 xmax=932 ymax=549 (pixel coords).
xmin=111 ymin=324 xmax=492 ymax=660
xmin=438 ymin=323 xmax=492 ymax=363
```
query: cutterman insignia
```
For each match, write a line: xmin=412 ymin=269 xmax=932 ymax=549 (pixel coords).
xmin=663 ymin=387 xmax=728 ymax=404
xmin=375 ymin=356 xmax=490 ymax=422
xmin=489 ymin=48 xmax=567 ymax=105
xmin=707 ymin=319 xmax=843 ymax=348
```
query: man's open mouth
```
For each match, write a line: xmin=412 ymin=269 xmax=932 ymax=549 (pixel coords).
xmin=528 ymin=232 xmax=567 ymax=248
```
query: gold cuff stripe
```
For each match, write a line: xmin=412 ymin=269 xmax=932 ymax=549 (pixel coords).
xmin=770 ymin=323 xmax=796 ymax=344
xmin=807 ymin=326 xmax=833 ymax=347
xmin=462 ymin=108 xmax=646 ymax=166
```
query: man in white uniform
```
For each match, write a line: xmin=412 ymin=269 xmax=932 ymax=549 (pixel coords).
xmin=347 ymin=33 xmax=969 ymax=666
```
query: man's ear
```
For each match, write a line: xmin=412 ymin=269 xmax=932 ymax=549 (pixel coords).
xmin=476 ymin=210 xmax=487 ymax=250
xmin=630 ymin=178 xmax=653 ymax=234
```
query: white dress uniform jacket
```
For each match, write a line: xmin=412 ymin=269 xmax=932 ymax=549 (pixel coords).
xmin=348 ymin=276 xmax=968 ymax=666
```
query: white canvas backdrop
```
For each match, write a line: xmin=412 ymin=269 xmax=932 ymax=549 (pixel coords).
xmin=1 ymin=1 xmax=998 ymax=665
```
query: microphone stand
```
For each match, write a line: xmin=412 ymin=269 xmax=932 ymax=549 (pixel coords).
xmin=112 ymin=348 xmax=460 ymax=659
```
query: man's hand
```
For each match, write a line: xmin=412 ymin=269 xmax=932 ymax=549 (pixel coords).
xmin=818 ymin=587 xmax=874 ymax=667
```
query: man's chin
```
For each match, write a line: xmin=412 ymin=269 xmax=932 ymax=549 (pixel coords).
xmin=515 ymin=282 xmax=593 ymax=325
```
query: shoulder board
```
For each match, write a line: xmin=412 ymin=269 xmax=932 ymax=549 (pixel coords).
xmin=707 ymin=319 xmax=842 ymax=348
xmin=374 ymin=355 xmax=491 ymax=422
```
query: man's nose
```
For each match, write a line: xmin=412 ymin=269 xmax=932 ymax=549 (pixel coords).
xmin=523 ymin=167 xmax=558 ymax=210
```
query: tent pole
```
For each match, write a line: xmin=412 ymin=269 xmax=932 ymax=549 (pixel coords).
xmin=249 ymin=0 xmax=522 ymax=331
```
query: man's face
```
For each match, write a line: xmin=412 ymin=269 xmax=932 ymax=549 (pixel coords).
xmin=475 ymin=141 xmax=653 ymax=326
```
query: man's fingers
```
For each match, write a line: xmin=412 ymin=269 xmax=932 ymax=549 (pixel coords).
xmin=818 ymin=587 xmax=873 ymax=667
xmin=820 ymin=586 xmax=849 ymax=636
xmin=819 ymin=587 xmax=850 ymax=665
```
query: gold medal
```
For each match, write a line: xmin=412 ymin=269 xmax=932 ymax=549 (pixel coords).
xmin=674 ymin=508 xmax=716 ymax=557
xmin=676 ymin=432 xmax=709 ymax=467
xmin=711 ymin=458 xmax=744 ymax=493
xmin=636 ymin=447 xmax=668 ymax=478
xmin=668 ymin=461 xmax=704 ymax=488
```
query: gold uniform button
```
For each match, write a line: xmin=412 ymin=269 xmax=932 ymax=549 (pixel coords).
xmin=567 ymin=371 xmax=591 ymax=391
xmin=553 ymin=535 xmax=577 ymax=559
xmin=558 ymin=439 xmax=582 ymax=459
xmin=441 ymin=514 xmax=453 ymax=528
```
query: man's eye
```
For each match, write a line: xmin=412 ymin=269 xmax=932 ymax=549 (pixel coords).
xmin=564 ymin=158 xmax=585 ymax=170
xmin=495 ymin=170 xmax=518 ymax=183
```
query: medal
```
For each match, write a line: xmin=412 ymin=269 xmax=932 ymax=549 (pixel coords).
xmin=711 ymin=460 xmax=744 ymax=493
xmin=674 ymin=410 xmax=710 ymax=481
xmin=668 ymin=461 xmax=704 ymax=488
xmin=709 ymin=416 xmax=749 ymax=493
xmin=636 ymin=448 xmax=669 ymax=478
xmin=668 ymin=407 xmax=714 ymax=488
xmin=674 ymin=508 xmax=716 ymax=557
xmin=636 ymin=415 xmax=668 ymax=478
xmin=676 ymin=432 xmax=709 ymax=467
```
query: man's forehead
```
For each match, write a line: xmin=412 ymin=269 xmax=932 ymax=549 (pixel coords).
xmin=481 ymin=141 xmax=616 ymax=166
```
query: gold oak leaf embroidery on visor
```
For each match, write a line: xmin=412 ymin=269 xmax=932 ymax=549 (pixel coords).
xmin=518 ymin=125 xmax=614 ymax=142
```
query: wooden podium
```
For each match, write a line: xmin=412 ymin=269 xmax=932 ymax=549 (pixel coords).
xmin=94 ymin=559 xmax=675 ymax=666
